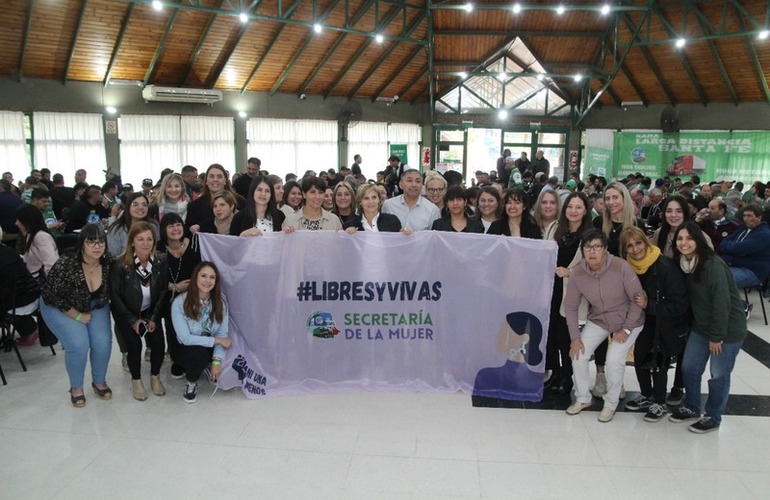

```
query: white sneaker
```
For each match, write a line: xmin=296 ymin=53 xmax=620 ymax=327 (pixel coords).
xmin=598 ymin=408 xmax=615 ymax=423
xmin=566 ymin=401 xmax=592 ymax=415
xmin=591 ymin=373 xmax=607 ymax=397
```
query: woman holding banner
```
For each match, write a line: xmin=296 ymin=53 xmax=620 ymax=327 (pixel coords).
xmin=171 ymin=261 xmax=232 ymax=404
xmin=564 ymin=228 xmax=645 ymax=423
xmin=230 ymin=175 xmax=285 ymax=236
xmin=343 ymin=184 xmax=405 ymax=233
xmin=431 ymin=186 xmax=484 ymax=233
xmin=487 ymin=188 xmax=541 ymax=239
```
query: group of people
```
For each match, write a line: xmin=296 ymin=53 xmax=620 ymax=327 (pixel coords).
xmin=1 ymin=161 xmax=758 ymax=432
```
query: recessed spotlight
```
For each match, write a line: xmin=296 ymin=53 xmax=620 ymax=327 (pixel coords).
xmin=574 ymin=74 xmax=583 ymax=82
xmin=375 ymin=33 xmax=384 ymax=43
xmin=601 ymin=4 xmax=610 ymax=16
xmin=239 ymin=12 xmax=248 ymax=23
xmin=238 ymin=111 xmax=247 ymax=118
xmin=675 ymin=37 xmax=686 ymax=48
xmin=459 ymin=71 xmax=468 ymax=79
xmin=556 ymin=4 xmax=565 ymax=15
xmin=759 ymin=30 xmax=769 ymax=39
xmin=498 ymin=109 xmax=508 ymax=119
xmin=512 ymin=3 xmax=521 ymax=14
xmin=463 ymin=3 xmax=473 ymax=13
xmin=152 ymin=0 xmax=162 ymax=11
xmin=313 ymin=23 xmax=322 ymax=33
xmin=105 ymin=106 xmax=117 ymax=114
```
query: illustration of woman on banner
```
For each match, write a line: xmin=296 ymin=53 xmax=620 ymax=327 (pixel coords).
xmin=472 ymin=311 xmax=545 ymax=402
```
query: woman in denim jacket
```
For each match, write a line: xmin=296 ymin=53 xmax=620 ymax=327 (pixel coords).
xmin=171 ymin=261 xmax=232 ymax=403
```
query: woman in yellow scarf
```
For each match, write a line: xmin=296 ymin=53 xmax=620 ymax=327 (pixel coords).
xmin=619 ymin=227 xmax=691 ymax=422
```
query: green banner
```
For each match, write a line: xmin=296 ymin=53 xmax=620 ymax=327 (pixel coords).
xmin=389 ymin=144 xmax=408 ymax=166
xmin=613 ymin=131 xmax=770 ymax=182
xmin=584 ymin=146 xmax=613 ymax=177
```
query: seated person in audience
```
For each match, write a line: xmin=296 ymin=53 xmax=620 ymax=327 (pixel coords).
xmin=279 ymin=180 xmax=303 ymax=217
xmin=343 ymin=184 xmax=406 ymax=233
xmin=66 ymin=185 xmax=110 ymax=233
xmin=198 ymin=191 xmax=238 ymax=235
xmin=332 ymin=182 xmax=357 ymax=225
xmin=230 ymin=175 xmax=285 ymax=236
xmin=172 ymin=262 xmax=232 ymax=403
xmin=474 ymin=186 xmax=501 ymax=233
xmin=431 ymin=186 xmax=484 ymax=233
xmin=696 ymin=199 xmax=739 ymax=254
xmin=0 ymin=241 xmax=40 ymax=346
xmin=381 ymin=169 xmax=440 ymax=231
xmin=487 ymin=188 xmax=542 ymax=239
xmin=30 ymin=187 xmax=64 ymax=237
xmin=1 ymin=179 xmax=23 ymax=242
xmin=49 ymin=173 xmax=75 ymax=219
xmin=284 ymin=177 xmax=342 ymax=231
xmin=719 ymin=204 xmax=770 ymax=292
xmin=15 ymin=203 xmax=59 ymax=277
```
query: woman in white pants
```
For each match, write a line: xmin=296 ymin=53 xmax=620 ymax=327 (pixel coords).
xmin=563 ymin=228 xmax=645 ymax=422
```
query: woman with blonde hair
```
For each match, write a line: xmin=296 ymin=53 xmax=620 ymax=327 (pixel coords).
xmin=619 ymin=226 xmax=690 ymax=422
xmin=343 ymin=183 xmax=404 ymax=233
xmin=332 ymin=181 xmax=357 ymax=225
xmin=152 ymin=172 xmax=190 ymax=223
xmin=533 ymin=188 xmax=561 ymax=240
xmin=110 ymin=221 xmax=169 ymax=401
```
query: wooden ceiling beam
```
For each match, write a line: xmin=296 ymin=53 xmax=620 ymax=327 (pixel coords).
xmin=64 ymin=0 xmax=89 ymax=84
xmin=347 ymin=9 xmax=426 ymax=99
xmin=619 ymin=13 xmax=676 ymax=105
xmin=269 ymin=0 xmax=344 ymax=96
xmin=181 ymin=0 xmax=228 ymax=86
xmin=396 ymin=66 xmax=426 ymax=103
xmin=103 ymin=3 xmax=136 ymax=87
xmin=238 ymin=0 xmax=303 ymax=93
xmin=143 ymin=9 xmax=179 ymax=86
xmin=620 ymin=66 xmax=648 ymax=104
xmin=733 ymin=2 xmax=770 ymax=104
xmin=18 ymin=0 xmax=35 ymax=82
xmin=650 ymin=7 xmax=707 ymax=105
xmin=298 ymin=0 xmax=378 ymax=94
xmin=206 ymin=22 xmax=250 ymax=88
xmin=323 ymin=4 xmax=405 ymax=98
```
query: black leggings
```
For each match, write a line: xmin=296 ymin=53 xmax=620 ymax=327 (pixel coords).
xmin=177 ymin=344 xmax=213 ymax=384
xmin=545 ymin=308 xmax=572 ymax=378
xmin=633 ymin=319 xmax=671 ymax=404
xmin=118 ymin=313 xmax=164 ymax=379
xmin=163 ymin=308 xmax=183 ymax=366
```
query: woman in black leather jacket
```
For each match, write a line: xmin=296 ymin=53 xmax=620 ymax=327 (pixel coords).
xmin=111 ymin=221 xmax=169 ymax=401
xmin=620 ymin=227 xmax=690 ymax=422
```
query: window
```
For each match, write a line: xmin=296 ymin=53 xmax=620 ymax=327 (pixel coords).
xmin=0 ymin=111 xmax=28 ymax=184
xmin=33 ymin=112 xmax=106 ymax=184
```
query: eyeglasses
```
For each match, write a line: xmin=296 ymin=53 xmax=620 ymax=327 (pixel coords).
xmin=583 ymin=244 xmax=606 ymax=252
xmin=427 ymin=187 xmax=446 ymax=194
xmin=130 ymin=202 xmax=149 ymax=208
xmin=84 ymin=240 xmax=106 ymax=248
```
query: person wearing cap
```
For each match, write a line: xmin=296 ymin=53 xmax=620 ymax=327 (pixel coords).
xmin=141 ymin=178 xmax=153 ymax=198
xmin=122 ymin=183 xmax=134 ymax=195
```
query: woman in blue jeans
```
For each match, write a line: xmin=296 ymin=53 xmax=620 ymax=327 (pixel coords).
xmin=40 ymin=224 xmax=114 ymax=407
xmin=669 ymin=222 xmax=747 ymax=433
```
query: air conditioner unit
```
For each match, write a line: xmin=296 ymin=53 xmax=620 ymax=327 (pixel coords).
xmin=142 ymin=85 xmax=223 ymax=104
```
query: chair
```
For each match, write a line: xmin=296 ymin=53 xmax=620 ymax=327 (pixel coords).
xmin=743 ymin=276 xmax=769 ymax=326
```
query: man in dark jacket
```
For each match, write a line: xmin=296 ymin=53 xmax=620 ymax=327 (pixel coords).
xmin=720 ymin=204 xmax=770 ymax=289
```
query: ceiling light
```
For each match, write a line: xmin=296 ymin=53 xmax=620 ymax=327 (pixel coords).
xmin=463 ymin=3 xmax=473 ymax=13
xmin=375 ymin=33 xmax=384 ymax=43
xmin=105 ymin=106 xmax=117 ymax=114
xmin=239 ymin=12 xmax=248 ymax=23
xmin=152 ymin=0 xmax=162 ymax=11
xmin=459 ymin=71 xmax=467 ymax=79
xmin=512 ymin=3 xmax=521 ymax=14
xmin=675 ymin=37 xmax=686 ymax=48
xmin=536 ymin=73 xmax=544 ymax=81
xmin=238 ymin=111 xmax=248 ymax=118
xmin=498 ymin=109 xmax=508 ymax=119
xmin=314 ymin=23 xmax=322 ymax=33
xmin=601 ymin=5 xmax=610 ymax=16
xmin=759 ymin=30 xmax=769 ymax=40
xmin=574 ymin=74 xmax=583 ymax=82
xmin=498 ymin=72 xmax=507 ymax=81
xmin=556 ymin=5 xmax=565 ymax=15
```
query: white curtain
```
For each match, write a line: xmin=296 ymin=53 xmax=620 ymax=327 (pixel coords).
xmin=388 ymin=123 xmax=422 ymax=171
xmin=348 ymin=121 xmax=389 ymax=180
xmin=181 ymin=116 xmax=235 ymax=173
xmin=33 ymin=112 xmax=106 ymax=184
xmin=247 ymin=118 xmax=337 ymax=179
xmin=0 ymin=111 xmax=28 ymax=186
xmin=119 ymin=115 xmax=181 ymax=186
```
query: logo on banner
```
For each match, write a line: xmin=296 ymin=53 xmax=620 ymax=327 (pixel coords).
xmin=306 ymin=311 xmax=341 ymax=339
xmin=631 ymin=147 xmax=647 ymax=163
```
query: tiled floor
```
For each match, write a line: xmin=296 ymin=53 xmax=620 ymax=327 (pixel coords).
xmin=2 ymin=296 xmax=770 ymax=499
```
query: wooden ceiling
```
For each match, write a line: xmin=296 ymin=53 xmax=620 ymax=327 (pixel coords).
xmin=1 ymin=0 xmax=770 ymax=114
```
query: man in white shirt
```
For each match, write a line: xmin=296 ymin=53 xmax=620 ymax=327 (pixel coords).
xmin=381 ymin=169 xmax=440 ymax=231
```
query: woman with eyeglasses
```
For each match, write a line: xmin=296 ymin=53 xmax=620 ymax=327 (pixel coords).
xmin=39 ymin=223 xmax=114 ymax=408
xmin=106 ymin=192 xmax=159 ymax=256
xmin=110 ymin=221 xmax=169 ymax=401
xmin=563 ymin=228 xmax=645 ymax=423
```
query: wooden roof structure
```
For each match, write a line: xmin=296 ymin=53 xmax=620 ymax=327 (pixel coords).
xmin=1 ymin=0 xmax=769 ymax=119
